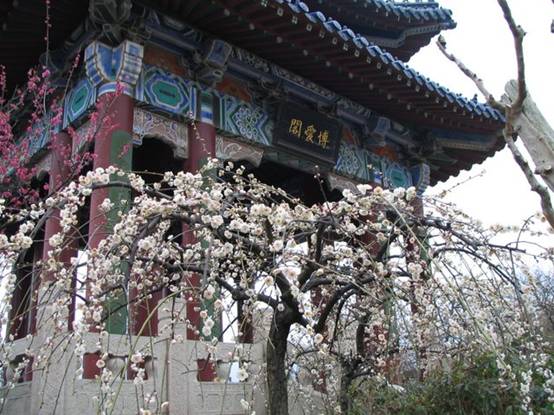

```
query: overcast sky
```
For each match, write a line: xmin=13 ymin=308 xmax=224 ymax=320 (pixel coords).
xmin=409 ymin=0 xmax=554 ymax=232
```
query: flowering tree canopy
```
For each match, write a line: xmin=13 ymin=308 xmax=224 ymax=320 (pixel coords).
xmin=0 ymin=159 xmax=552 ymax=414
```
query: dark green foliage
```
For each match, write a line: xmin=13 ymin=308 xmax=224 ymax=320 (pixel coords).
xmin=349 ymin=352 xmax=554 ymax=415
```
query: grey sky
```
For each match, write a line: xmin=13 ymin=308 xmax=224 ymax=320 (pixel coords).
xmin=410 ymin=0 xmax=554 ymax=230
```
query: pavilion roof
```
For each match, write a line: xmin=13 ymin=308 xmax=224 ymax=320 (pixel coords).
xmin=0 ymin=0 xmax=505 ymax=184
xmin=302 ymin=0 xmax=456 ymax=60
xmin=138 ymin=0 xmax=503 ymax=132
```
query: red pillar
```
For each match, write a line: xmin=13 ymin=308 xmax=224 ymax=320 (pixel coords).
xmin=185 ymin=121 xmax=254 ymax=343
xmin=129 ymin=284 xmax=160 ymax=336
xmin=238 ymin=302 xmax=254 ymax=344
xmin=83 ymin=93 xmax=133 ymax=379
xmin=185 ymin=122 xmax=216 ymax=172
xmin=183 ymin=121 xmax=216 ymax=341
xmin=34 ymin=132 xmax=78 ymax=333
xmin=42 ymin=132 xmax=77 ymax=281
xmin=88 ymin=93 xmax=134 ymax=249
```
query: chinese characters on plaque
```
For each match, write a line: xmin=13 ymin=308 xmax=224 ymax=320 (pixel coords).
xmin=274 ymin=103 xmax=341 ymax=164
xmin=288 ymin=119 xmax=331 ymax=149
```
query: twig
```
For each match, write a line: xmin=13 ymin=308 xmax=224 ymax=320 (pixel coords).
xmin=497 ymin=0 xmax=527 ymax=111
xmin=436 ymin=35 xmax=502 ymax=110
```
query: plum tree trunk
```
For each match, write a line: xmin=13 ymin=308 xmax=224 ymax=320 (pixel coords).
xmin=266 ymin=308 xmax=293 ymax=415
xmin=339 ymin=365 xmax=355 ymax=414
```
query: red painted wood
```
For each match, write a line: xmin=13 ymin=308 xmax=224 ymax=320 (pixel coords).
xmin=29 ymin=132 xmax=78 ymax=334
xmin=83 ymin=92 xmax=134 ymax=370
xmin=42 ymin=132 xmax=78 ymax=264
xmin=196 ymin=358 xmax=216 ymax=381
xmin=183 ymin=121 xmax=216 ymax=340
xmin=82 ymin=353 xmax=101 ymax=379
xmin=88 ymin=93 xmax=134 ymax=250
xmin=130 ymin=288 xmax=160 ymax=337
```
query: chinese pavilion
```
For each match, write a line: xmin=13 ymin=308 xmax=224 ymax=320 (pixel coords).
xmin=0 ymin=0 xmax=504 ymax=414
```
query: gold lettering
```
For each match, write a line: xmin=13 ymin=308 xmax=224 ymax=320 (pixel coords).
xmin=318 ymin=130 xmax=330 ymax=148
xmin=304 ymin=125 xmax=317 ymax=143
xmin=289 ymin=119 xmax=303 ymax=137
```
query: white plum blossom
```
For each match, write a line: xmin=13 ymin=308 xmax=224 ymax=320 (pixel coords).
xmin=0 ymin=163 xmax=551 ymax=415
xmin=314 ymin=333 xmax=324 ymax=345
xmin=238 ymin=366 xmax=249 ymax=382
xmin=203 ymin=285 xmax=216 ymax=300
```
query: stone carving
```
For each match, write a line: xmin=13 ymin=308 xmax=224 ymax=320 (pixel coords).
xmin=326 ymin=173 xmax=360 ymax=194
xmin=133 ymin=108 xmax=188 ymax=159
xmin=216 ymin=135 xmax=264 ymax=167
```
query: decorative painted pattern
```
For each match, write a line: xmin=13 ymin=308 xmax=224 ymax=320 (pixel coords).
xmin=27 ymin=129 xmax=51 ymax=159
xmin=63 ymin=78 xmax=96 ymax=128
xmin=133 ymin=108 xmax=188 ymax=159
xmin=434 ymin=129 xmax=497 ymax=151
xmin=85 ymin=40 xmax=144 ymax=95
xmin=198 ymin=90 xmax=214 ymax=124
xmin=26 ymin=114 xmax=57 ymax=158
xmin=335 ymin=143 xmax=373 ymax=182
xmin=383 ymin=162 xmax=413 ymax=189
xmin=272 ymin=66 xmax=336 ymax=101
xmin=136 ymin=65 xmax=197 ymax=118
xmin=63 ymin=39 xmax=431 ymax=193
xmin=230 ymin=43 xmax=373 ymax=120
xmin=215 ymin=93 xmax=273 ymax=146
xmin=335 ymin=142 xmax=415 ymax=189
xmin=136 ymin=66 xmax=272 ymax=146
xmin=410 ymin=163 xmax=431 ymax=196
xmin=232 ymin=48 xmax=270 ymax=73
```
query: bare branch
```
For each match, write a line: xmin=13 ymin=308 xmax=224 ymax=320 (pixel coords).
xmin=436 ymin=0 xmax=554 ymax=230
xmin=436 ymin=35 xmax=502 ymax=109
xmin=504 ymin=132 xmax=554 ymax=228
xmin=497 ymin=0 xmax=527 ymax=111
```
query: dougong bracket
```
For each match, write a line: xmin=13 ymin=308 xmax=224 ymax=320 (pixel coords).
xmin=89 ymin=0 xmax=133 ymax=44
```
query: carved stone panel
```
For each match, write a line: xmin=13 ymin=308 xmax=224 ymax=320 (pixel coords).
xmin=216 ymin=135 xmax=264 ymax=167
xmin=326 ymin=173 xmax=360 ymax=194
xmin=133 ymin=108 xmax=188 ymax=159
